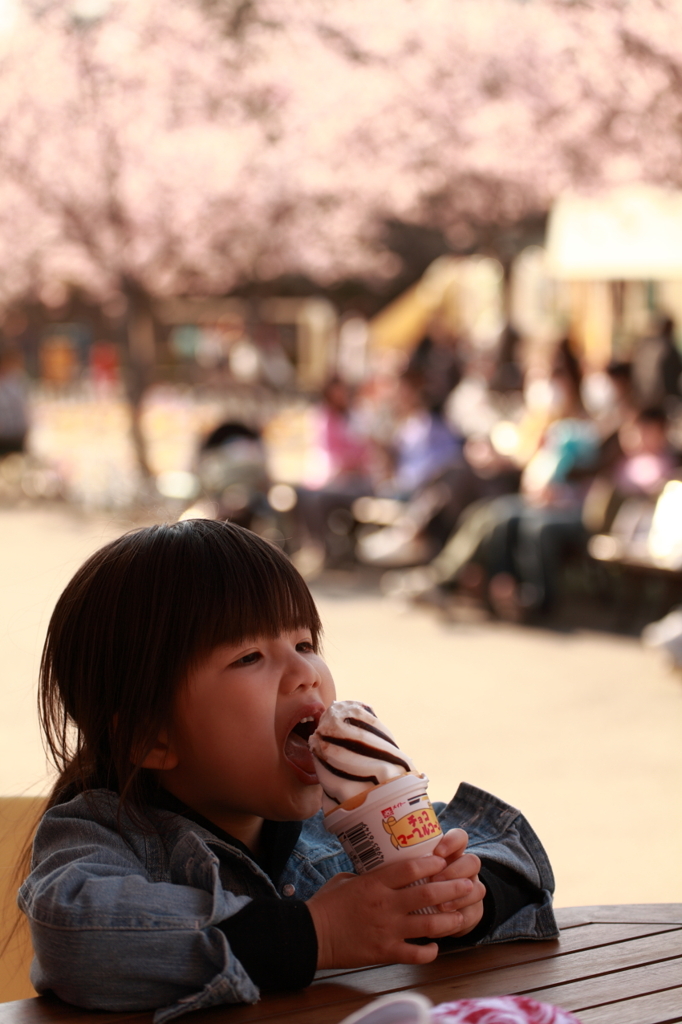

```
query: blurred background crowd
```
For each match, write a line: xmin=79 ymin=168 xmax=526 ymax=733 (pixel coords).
xmin=4 ymin=214 xmax=682 ymax=642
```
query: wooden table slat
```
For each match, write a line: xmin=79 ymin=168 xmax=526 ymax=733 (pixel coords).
xmin=391 ymin=933 xmax=682 ymax=1010
xmin=554 ymin=905 xmax=682 ymax=929
xmin=305 ymin=923 xmax=680 ymax=1002
xmin=576 ymin=986 xmax=682 ymax=1024
xmin=0 ymin=1001 xmax=141 ymax=1024
xmin=204 ymin=999 xmax=372 ymax=1024
xmin=523 ymin=958 xmax=682 ymax=1014
xmin=315 ymin=921 xmax=680 ymax=983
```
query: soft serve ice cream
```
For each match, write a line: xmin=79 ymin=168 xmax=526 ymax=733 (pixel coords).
xmin=309 ymin=700 xmax=417 ymax=813
xmin=309 ymin=701 xmax=442 ymax=887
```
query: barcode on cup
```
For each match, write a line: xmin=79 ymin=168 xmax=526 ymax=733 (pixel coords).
xmin=339 ymin=822 xmax=385 ymax=872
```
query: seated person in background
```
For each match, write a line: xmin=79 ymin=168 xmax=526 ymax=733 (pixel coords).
xmin=0 ymin=346 xmax=29 ymax=456
xmin=613 ymin=407 xmax=678 ymax=498
xmin=407 ymin=317 xmax=463 ymax=416
xmin=304 ymin=377 xmax=373 ymax=492
xmin=359 ymin=350 xmax=523 ymax=569
xmin=295 ymin=377 xmax=374 ymax=564
xmin=388 ymin=340 xmax=601 ymax=618
xmin=355 ymin=369 xmax=463 ymax=566
xmin=583 ymin=406 xmax=680 ymax=539
xmin=631 ymin=315 xmax=682 ymax=411
xmin=388 ymin=369 xmax=462 ymax=497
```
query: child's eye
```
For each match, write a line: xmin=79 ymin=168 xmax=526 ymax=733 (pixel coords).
xmin=296 ymin=640 xmax=314 ymax=653
xmin=233 ymin=651 xmax=261 ymax=667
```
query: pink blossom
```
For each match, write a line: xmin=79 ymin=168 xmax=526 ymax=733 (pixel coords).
xmin=1 ymin=1 xmax=682 ymax=305
xmin=431 ymin=995 xmax=581 ymax=1024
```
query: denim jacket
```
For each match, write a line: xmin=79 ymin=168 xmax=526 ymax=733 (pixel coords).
xmin=19 ymin=782 xmax=557 ymax=1023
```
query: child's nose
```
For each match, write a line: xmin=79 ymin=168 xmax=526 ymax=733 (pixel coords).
xmin=282 ymin=653 xmax=319 ymax=692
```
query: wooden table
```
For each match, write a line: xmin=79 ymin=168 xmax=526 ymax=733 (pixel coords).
xmin=1 ymin=906 xmax=680 ymax=1024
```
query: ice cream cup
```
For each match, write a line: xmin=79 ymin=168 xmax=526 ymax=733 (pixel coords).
xmin=323 ymin=771 xmax=443 ymax=914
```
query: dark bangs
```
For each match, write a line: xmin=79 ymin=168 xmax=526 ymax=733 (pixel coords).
xmin=173 ymin=518 xmax=323 ymax=661
xmin=101 ymin=520 xmax=323 ymax=702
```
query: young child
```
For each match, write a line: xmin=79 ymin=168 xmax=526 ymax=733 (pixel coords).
xmin=19 ymin=520 xmax=557 ymax=1022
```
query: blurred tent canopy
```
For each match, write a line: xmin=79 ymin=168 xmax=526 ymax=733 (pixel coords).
xmin=541 ymin=186 xmax=682 ymax=367
xmin=547 ymin=186 xmax=682 ymax=280
xmin=368 ymin=256 xmax=504 ymax=353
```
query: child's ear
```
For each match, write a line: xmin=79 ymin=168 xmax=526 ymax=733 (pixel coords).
xmin=136 ymin=727 xmax=180 ymax=771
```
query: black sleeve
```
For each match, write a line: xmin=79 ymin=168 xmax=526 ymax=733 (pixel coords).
xmin=217 ymin=898 xmax=318 ymax=991
xmin=438 ymin=857 xmax=545 ymax=950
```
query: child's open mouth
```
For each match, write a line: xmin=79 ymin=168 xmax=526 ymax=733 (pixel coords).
xmin=284 ymin=712 xmax=320 ymax=783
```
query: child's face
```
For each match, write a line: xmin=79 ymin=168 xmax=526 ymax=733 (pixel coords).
xmin=160 ymin=630 xmax=335 ymax=829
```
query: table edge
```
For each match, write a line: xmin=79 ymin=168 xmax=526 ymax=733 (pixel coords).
xmin=554 ymin=903 xmax=682 ymax=927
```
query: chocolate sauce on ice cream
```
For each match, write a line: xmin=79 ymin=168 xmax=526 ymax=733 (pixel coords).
xmin=309 ymin=701 xmax=417 ymax=813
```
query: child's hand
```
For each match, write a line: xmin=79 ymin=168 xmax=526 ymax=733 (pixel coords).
xmin=430 ymin=828 xmax=486 ymax=937
xmin=306 ymin=854 xmax=473 ymax=969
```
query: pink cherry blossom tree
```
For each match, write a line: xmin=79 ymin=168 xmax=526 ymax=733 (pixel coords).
xmin=2 ymin=0 xmax=682 ymax=471
xmin=4 ymin=0 xmax=682 ymax=305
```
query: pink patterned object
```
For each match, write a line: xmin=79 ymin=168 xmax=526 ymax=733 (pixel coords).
xmin=431 ymin=996 xmax=581 ymax=1024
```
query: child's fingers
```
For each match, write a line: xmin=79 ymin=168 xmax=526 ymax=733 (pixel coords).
xmin=402 ymin=908 xmax=466 ymax=940
xmin=433 ymin=828 xmax=468 ymax=861
xmin=430 ymin=852 xmax=481 ymax=884
xmin=445 ymin=898 xmax=485 ymax=938
xmin=394 ymin=940 xmax=440 ymax=965
xmin=438 ymin=877 xmax=486 ymax=912
xmin=378 ymin=854 xmax=448 ymax=890
xmin=397 ymin=876 xmax=474 ymax=915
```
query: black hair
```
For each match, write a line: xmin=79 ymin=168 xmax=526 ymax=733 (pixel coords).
xmin=552 ymin=338 xmax=583 ymax=395
xmin=659 ymin=315 xmax=676 ymax=342
xmin=606 ymin=360 xmax=632 ymax=383
xmin=201 ymin=421 xmax=261 ymax=451
xmin=39 ymin=520 xmax=322 ymax=819
xmin=635 ymin=406 xmax=668 ymax=426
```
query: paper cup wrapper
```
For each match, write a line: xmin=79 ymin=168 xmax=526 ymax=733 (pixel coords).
xmin=323 ymin=772 xmax=443 ymax=914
